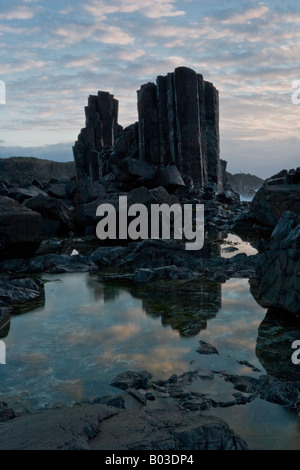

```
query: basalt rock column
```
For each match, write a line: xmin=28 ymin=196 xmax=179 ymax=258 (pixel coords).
xmin=137 ymin=82 xmax=160 ymax=165
xmin=204 ymin=81 xmax=220 ymax=186
xmin=173 ymin=67 xmax=205 ymax=186
xmin=136 ymin=67 xmax=220 ymax=188
xmin=73 ymin=91 xmax=119 ymax=181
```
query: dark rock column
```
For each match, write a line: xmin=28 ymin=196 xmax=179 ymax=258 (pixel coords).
xmin=204 ymin=81 xmax=220 ymax=187
xmin=166 ymin=72 xmax=178 ymax=165
xmin=137 ymin=83 xmax=160 ymax=165
xmin=73 ymin=91 xmax=119 ymax=181
xmin=156 ymin=75 xmax=171 ymax=166
xmin=174 ymin=67 xmax=204 ymax=186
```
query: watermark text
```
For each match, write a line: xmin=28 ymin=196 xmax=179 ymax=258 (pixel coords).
xmin=0 ymin=80 xmax=6 ymax=104
xmin=0 ymin=341 xmax=6 ymax=364
xmin=96 ymin=196 xmax=205 ymax=251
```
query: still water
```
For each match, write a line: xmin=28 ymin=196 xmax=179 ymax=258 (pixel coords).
xmin=1 ymin=273 xmax=300 ymax=450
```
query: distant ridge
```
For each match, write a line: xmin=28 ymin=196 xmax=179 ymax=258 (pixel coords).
xmin=226 ymin=171 xmax=264 ymax=198
xmin=0 ymin=157 xmax=76 ymax=185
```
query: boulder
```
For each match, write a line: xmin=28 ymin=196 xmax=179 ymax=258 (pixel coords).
xmin=153 ymin=165 xmax=185 ymax=192
xmin=250 ymin=183 xmax=300 ymax=229
xmin=0 ymin=277 xmax=45 ymax=313
xmin=110 ymin=370 xmax=152 ymax=391
xmin=255 ymin=211 xmax=300 ymax=315
xmin=46 ymin=183 xmax=68 ymax=199
xmin=0 ymin=196 xmax=48 ymax=259
xmin=120 ymin=157 xmax=156 ymax=181
xmin=25 ymin=194 xmax=75 ymax=234
xmin=8 ymin=186 xmax=47 ymax=203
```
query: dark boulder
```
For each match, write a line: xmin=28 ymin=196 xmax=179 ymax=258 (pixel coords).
xmin=249 ymin=179 xmax=300 ymax=230
xmin=153 ymin=165 xmax=185 ymax=192
xmin=8 ymin=186 xmax=47 ymax=203
xmin=25 ymin=194 xmax=75 ymax=234
xmin=255 ymin=211 xmax=300 ymax=315
xmin=0 ymin=196 xmax=48 ymax=259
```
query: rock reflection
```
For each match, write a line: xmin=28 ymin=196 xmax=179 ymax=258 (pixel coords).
xmin=93 ymin=279 xmax=222 ymax=337
xmin=256 ymin=308 xmax=300 ymax=381
xmin=0 ymin=309 xmax=10 ymax=339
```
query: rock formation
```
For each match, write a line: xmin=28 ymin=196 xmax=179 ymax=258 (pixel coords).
xmin=73 ymin=67 xmax=223 ymax=190
xmin=249 ymin=168 xmax=300 ymax=230
xmin=254 ymin=210 xmax=300 ymax=316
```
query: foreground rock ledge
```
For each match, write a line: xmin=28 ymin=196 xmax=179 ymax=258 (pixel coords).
xmin=0 ymin=402 xmax=247 ymax=450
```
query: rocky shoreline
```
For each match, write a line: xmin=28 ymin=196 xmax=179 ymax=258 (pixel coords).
xmin=0 ymin=66 xmax=299 ymax=450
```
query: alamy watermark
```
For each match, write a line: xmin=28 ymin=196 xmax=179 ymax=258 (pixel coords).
xmin=0 ymin=341 xmax=6 ymax=364
xmin=291 ymin=340 xmax=300 ymax=365
xmin=292 ymin=80 xmax=300 ymax=104
xmin=0 ymin=80 xmax=6 ymax=104
xmin=96 ymin=196 xmax=205 ymax=251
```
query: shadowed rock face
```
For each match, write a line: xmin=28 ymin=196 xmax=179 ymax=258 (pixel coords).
xmin=73 ymin=67 xmax=222 ymax=190
xmin=254 ymin=211 xmax=300 ymax=316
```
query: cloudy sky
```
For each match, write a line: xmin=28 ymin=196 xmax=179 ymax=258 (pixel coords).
xmin=0 ymin=0 xmax=299 ymax=178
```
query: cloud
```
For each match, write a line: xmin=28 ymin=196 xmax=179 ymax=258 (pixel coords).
xmin=54 ymin=22 xmax=134 ymax=45
xmin=0 ymin=6 xmax=36 ymax=20
xmin=84 ymin=0 xmax=186 ymax=19
xmin=0 ymin=59 xmax=45 ymax=75
xmin=221 ymin=5 xmax=269 ymax=24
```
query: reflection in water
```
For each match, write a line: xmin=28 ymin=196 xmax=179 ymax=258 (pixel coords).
xmin=2 ymin=272 xmax=300 ymax=449
xmin=0 ymin=273 xmax=265 ymax=411
xmin=117 ymin=280 xmax=222 ymax=337
xmin=256 ymin=308 xmax=300 ymax=381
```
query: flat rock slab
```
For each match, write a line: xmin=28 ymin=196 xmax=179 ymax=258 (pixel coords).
xmin=0 ymin=402 xmax=247 ymax=450
xmin=0 ymin=404 xmax=118 ymax=450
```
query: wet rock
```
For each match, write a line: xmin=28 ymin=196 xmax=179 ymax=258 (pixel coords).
xmin=0 ymin=402 xmax=15 ymax=423
xmin=0 ymin=404 xmax=118 ymax=450
xmin=91 ymin=408 xmax=248 ymax=450
xmin=0 ymin=277 xmax=45 ymax=313
xmin=133 ymin=265 xmax=197 ymax=283
xmin=110 ymin=370 xmax=152 ymax=391
xmin=197 ymin=340 xmax=219 ymax=355
xmin=1 ymin=253 xmax=98 ymax=274
xmin=0 ymin=398 xmax=247 ymax=450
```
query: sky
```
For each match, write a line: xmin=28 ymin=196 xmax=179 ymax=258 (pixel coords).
xmin=0 ymin=0 xmax=299 ymax=179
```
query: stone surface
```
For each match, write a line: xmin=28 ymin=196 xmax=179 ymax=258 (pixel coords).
xmin=0 ymin=196 xmax=48 ymax=259
xmin=249 ymin=183 xmax=300 ymax=229
xmin=255 ymin=211 xmax=300 ymax=315
xmin=73 ymin=67 xmax=223 ymax=190
xmin=25 ymin=194 xmax=75 ymax=234
xmin=73 ymin=91 xmax=119 ymax=180
xmin=197 ymin=340 xmax=219 ymax=355
xmin=0 ymin=277 xmax=44 ymax=312
xmin=110 ymin=370 xmax=152 ymax=391
xmin=0 ymin=403 xmax=15 ymax=423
